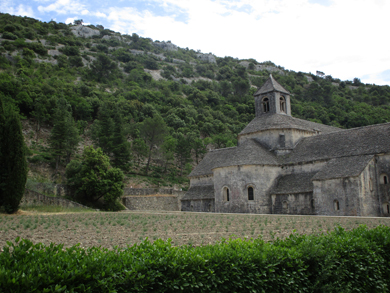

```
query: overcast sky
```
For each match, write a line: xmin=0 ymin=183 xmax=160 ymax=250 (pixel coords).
xmin=2 ymin=0 xmax=390 ymax=86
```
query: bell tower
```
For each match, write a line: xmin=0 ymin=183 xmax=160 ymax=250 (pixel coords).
xmin=254 ymin=74 xmax=291 ymax=117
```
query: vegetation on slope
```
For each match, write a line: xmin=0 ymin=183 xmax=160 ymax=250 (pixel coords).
xmin=1 ymin=13 xmax=390 ymax=192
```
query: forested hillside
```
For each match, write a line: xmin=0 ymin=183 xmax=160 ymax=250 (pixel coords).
xmin=1 ymin=13 xmax=390 ymax=190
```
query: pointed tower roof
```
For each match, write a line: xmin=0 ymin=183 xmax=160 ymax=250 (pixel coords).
xmin=254 ymin=74 xmax=290 ymax=95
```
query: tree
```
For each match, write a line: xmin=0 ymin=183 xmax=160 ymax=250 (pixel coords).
xmin=90 ymin=53 xmax=118 ymax=82
xmin=49 ymin=97 xmax=80 ymax=169
xmin=161 ymin=135 xmax=177 ymax=172
xmin=111 ymin=111 xmax=131 ymax=169
xmin=73 ymin=19 xmax=83 ymax=25
xmin=175 ymin=133 xmax=192 ymax=176
xmin=132 ymin=138 xmax=148 ymax=167
xmin=92 ymin=103 xmax=113 ymax=155
xmin=191 ymin=137 xmax=207 ymax=164
xmin=30 ymin=96 xmax=50 ymax=140
xmin=66 ymin=146 xmax=124 ymax=211
xmin=0 ymin=98 xmax=28 ymax=213
xmin=140 ymin=115 xmax=167 ymax=174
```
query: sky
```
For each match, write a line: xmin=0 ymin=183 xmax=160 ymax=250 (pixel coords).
xmin=2 ymin=0 xmax=390 ymax=86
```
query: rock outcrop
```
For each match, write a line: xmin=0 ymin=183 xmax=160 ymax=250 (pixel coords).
xmin=153 ymin=41 xmax=178 ymax=51
xmin=71 ymin=25 xmax=100 ymax=38
xmin=196 ymin=53 xmax=216 ymax=63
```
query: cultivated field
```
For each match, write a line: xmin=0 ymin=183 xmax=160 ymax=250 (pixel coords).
xmin=1 ymin=210 xmax=390 ymax=250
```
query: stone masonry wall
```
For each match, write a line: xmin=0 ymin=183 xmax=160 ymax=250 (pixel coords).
xmin=21 ymin=189 xmax=91 ymax=209
xmin=122 ymin=196 xmax=180 ymax=211
xmin=123 ymin=188 xmax=183 ymax=196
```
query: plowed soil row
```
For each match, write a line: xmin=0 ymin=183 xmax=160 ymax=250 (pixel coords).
xmin=1 ymin=211 xmax=389 ymax=250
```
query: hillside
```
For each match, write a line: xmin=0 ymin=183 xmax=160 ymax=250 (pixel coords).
xmin=1 ymin=13 xmax=390 ymax=190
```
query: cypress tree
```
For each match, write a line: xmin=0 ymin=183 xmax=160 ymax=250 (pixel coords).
xmin=0 ymin=98 xmax=28 ymax=213
xmin=94 ymin=103 xmax=113 ymax=155
xmin=111 ymin=111 xmax=131 ymax=169
xmin=49 ymin=96 xmax=80 ymax=169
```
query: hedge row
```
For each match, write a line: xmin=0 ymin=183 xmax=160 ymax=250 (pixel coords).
xmin=1 ymin=225 xmax=390 ymax=292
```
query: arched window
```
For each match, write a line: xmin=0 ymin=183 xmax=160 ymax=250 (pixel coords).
xmin=369 ymin=178 xmax=373 ymax=191
xmin=380 ymin=174 xmax=388 ymax=185
xmin=382 ymin=203 xmax=390 ymax=214
xmin=334 ymin=200 xmax=339 ymax=211
xmin=248 ymin=187 xmax=254 ymax=200
xmin=280 ymin=96 xmax=286 ymax=113
xmin=223 ymin=187 xmax=230 ymax=202
xmin=262 ymin=97 xmax=270 ymax=113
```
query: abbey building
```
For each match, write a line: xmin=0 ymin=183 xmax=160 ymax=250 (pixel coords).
xmin=181 ymin=75 xmax=390 ymax=216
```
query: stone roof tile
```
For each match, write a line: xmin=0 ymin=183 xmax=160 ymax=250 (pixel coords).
xmin=239 ymin=114 xmax=340 ymax=136
xmin=254 ymin=74 xmax=291 ymax=95
xmin=211 ymin=139 xmax=280 ymax=169
xmin=287 ymin=122 xmax=390 ymax=164
xmin=272 ymin=172 xmax=317 ymax=194
xmin=312 ymin=155 xmax=374 ymax=180
xmin=189 ymin=147 xmax=236 ymax=177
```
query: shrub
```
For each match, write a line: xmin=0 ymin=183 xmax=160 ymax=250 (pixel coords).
xmin=2 ymin=32 xmax=18 ymax=40
xmin=1 ymin=226 xmax=390 ymax=292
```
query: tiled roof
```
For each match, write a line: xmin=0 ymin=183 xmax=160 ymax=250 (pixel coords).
xmin=239 ymin=113 xmax=340 ymax=136
xmin=188 ymin=147 xmax=236 ymax=177
xmin=254 ymin=74 xmax=291 ymax=95
xmin=312 ymin=155 xmax=374 ymax=180
xmin=271 ymin=172 xmax=317 ymax=194
xmin=188 ymin=139 xmax=279 ymax=177
xmin=286 ymin=122 xmax=390 ymax=164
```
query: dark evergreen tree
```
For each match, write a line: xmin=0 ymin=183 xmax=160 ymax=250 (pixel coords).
xmin=49 ymin=96 xmax=80 ymax=169
xmin=0 ymin=98 xmax=28 ymax=213
xmin=175 ymin=133 xmax=192 ymax=176
xmin=111 ymin=111 xmax=131 ymax=169
xmin=140 ymin=115 xmax=167 ymax=174
xmin=93 ymin=103 xmax=113 ymax=155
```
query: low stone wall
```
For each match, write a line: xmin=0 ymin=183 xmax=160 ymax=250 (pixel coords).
xmin=123 ymin=188 xmax=181 ymax=196
xmin=122 ymin=195 xmax=180 ymax=211
xmin=21 ymin=189 xmax=91 ymax=209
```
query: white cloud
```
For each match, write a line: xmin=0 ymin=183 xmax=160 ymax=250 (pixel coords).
xmin=94 ymin=0 xmax=389 ymax=84
xmin=64 ymin=17 xmax=76 ymax=24
xmin=38 ymin=0 xmax=86 ymax=15
xmin=2 ymin=0 xmax=389 ymax=85
xmin=0 ymin=1 xmax=35 ymax=18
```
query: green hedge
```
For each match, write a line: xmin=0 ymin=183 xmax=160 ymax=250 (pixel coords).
xmin=1 ymin=225 xmax=390 ymax=292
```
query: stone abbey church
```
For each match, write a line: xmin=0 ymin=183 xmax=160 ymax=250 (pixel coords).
xmin=181 ymin=75 xmax=390 ymax=217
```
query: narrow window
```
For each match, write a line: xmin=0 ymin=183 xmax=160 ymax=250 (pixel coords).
xmin=223 ymin=187 xmax=230 ymax=202
xmin=369 ymin=179 xmax=373 ymax=191
xmin=334 ymin=200 xmax=339 ymax=211
xmin=262 ymin=97 xmax=269 ymax=113
xmin=279 ymin=134 xmax=285 ymax=148
xmin=248 ymin=187 xmax=254 ymax=200
xmin=280 ymin=96 xmax=286 ymax=113
xmin=381 ymin=174 xmax=388 ymax=184
xmin=310 ymin=199 xmax=315 ymax=209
